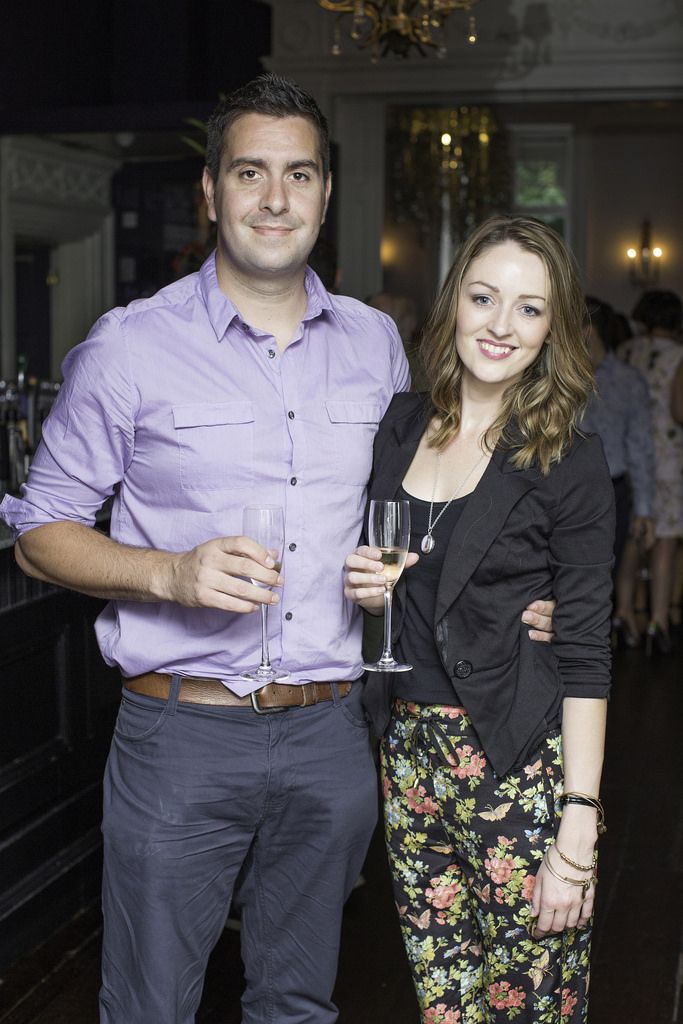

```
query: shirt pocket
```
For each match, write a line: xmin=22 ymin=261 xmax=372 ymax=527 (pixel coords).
xmin=173 ymin=401 xmax=254 ymax=492
xmin=324 ymin=400 xmax=381 ymax=485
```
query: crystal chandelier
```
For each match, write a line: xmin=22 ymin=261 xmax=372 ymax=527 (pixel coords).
xmin=316 ymin=0 xmax=482 ymax=60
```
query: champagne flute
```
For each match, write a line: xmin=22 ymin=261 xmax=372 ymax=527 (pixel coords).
xmin=362 ymin=499 xmax=412 ymax=673
xmin=241 ymin=505 xmax=289 ymax=682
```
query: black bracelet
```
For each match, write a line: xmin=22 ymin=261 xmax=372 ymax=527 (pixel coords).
xmin=560 ymin=792 xmax=606 ymax=834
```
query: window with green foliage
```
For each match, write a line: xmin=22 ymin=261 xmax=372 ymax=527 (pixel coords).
xmin=509 ymin=126 xmax=572 ymax=242
xmin=515 ymin=160 xmax=567 ymax=207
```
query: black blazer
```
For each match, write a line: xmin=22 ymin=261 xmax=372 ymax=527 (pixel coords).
xmin=363 ymin=392 xmax=615 ymax=777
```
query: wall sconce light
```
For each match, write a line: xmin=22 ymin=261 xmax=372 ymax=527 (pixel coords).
xmin=626 ymin=220 xmax=663 ymax=288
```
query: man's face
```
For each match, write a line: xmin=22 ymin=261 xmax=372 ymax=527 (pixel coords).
xmin=203 ymin=113 xmax=331 ymax=283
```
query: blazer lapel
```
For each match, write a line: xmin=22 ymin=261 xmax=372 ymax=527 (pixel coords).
xmin=434 ymin=447 xmax=539 ymax=623
xmin=368 ymin=397 xmax=430 ymax=503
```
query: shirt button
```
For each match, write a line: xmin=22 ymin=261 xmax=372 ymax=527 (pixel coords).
xmin=289 ymin=542 xmax=297 ymax=552
xmin=267 ymin=349 xmax=276 ymax=359
xmin=287 ymin=410 xmax=295 ymax=420
xmin=285 ymin=612 xmax=293 ymax=621
xmin=454 ymin=660 xmax=472 ymax=678
xmin=290 ymin=477 xmax=297 ymax=486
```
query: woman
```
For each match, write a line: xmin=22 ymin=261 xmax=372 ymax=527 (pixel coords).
xmin=345 ymin=216 xmax=614 ymax=1023
xmin=581 ymin=295 xmax=655 ymax=579
xmin=614 ymin=289 xmax=683 ymax=654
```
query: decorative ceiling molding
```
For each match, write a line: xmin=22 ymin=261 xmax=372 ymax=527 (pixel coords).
xmin=4 ymin=138 xmax=117 ymax=210
xmin=265 ymin=0 xmax=683 ymax=98
xmin=555 ymin=0 xmax=683 ymax=42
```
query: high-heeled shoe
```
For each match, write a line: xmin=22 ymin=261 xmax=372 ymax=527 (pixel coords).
xmin=612 ymin=616 xmax=641 ymax=650
xmin=644 ymin=622 xmax=673 ymax=656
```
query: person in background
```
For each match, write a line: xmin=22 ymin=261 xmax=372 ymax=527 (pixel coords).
xmin=616 ymin=289 xmax=683 ymax=654
xmin=612 ymin=309 xmax=634 ymax=349
xmin=580 ymin=295 xmax=655 ymax=645
xmin=0 ymin=76 xmax=554 ymax=1024
xmin=367 ymin=291 xmax=428 ymax=391
xmin=345 ymin=216 xmax=614 ymax=1023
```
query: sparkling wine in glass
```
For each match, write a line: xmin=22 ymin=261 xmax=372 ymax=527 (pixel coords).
xmin=241 ymin=505 xmax=289 ymax=683
xmin=362 ymin=499 xmax=412 ymax=673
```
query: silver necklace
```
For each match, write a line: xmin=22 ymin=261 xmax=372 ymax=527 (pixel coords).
xmin=421 ymin=450 xmax=487 ymax=554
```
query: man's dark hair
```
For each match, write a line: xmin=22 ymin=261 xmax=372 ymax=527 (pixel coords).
xmin=632 ymin=289 xmax=683 ymax=333
xmin=205 ymin=73 xmax=331 ymax=182
xmin=585 ymin=295 xmax=621 ymax=350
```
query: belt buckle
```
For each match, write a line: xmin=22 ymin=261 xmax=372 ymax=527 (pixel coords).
xmin=250 ymin=687 xmax=288 ymax=715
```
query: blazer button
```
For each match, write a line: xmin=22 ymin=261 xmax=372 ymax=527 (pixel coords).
xmin=454 ymin=660 xmax=472 ymax=678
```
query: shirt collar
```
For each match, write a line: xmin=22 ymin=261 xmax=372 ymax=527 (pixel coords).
xmin=198 ymin=251 xmax=334 ymax=342
xmin=198 ymin=251 xmax=239 ymax=341
xmin=302 ymin=266 xmax=335 ymax=320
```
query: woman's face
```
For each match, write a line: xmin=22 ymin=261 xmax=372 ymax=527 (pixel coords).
xmin=455 ymin=239 xmax=551 ymax=393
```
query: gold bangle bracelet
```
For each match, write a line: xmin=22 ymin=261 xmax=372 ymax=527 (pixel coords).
xmin=552 ymin=842 xmax=598 ymax=873
xmin=546 ymin=844 xmax=595 ymax=879
xmin=543 ymin=852 xmax=596 ymax=901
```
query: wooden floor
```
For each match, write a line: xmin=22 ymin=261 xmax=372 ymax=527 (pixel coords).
xmin=0 ymin=642 xmax=681 ymax=1024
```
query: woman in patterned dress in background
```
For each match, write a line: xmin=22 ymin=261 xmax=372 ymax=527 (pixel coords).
xmin=615 ymin=289 xmax=683 ymax=654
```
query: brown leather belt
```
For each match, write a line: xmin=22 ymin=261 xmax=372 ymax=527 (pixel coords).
xmin=123 ymin=672 xmax=355 ymax=714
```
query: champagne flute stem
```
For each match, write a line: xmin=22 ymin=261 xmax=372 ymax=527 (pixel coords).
xmin=259 ymin=603 xmax=273 ymax=672
xmin=380 ymin=587 xmax=394 ymax=663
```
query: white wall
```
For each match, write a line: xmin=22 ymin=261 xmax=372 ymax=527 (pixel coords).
xmin=0 ymin=137 xmax=118 ymax=379
xmin=582 ymin=129 xmax=683 ymax=315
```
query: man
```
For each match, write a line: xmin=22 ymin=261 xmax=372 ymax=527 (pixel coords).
xmin=0 ymin=75 xmax=553 ymax=1023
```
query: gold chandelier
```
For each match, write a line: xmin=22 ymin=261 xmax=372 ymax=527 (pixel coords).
xmin=316 ymin=0 xmax=482 ymax=59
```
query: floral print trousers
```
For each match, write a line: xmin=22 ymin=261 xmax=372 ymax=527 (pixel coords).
xmin=380 ymin=700 xmax=592 ymax=1024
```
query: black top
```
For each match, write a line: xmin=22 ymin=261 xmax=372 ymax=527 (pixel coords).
xmin=362 ymin=392 xmax=615 ymax=776
xmin=393 ymin=485 xmax=468 ymax=705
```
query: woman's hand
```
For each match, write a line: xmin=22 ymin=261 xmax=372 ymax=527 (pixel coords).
xmin=522 ymin=598 xmax=556 ymax=641
xmin=531 ymin=857 xmax=595 ymax=936
xmin=344 ymin=545 xmax=419 ymax=614
xmin=631 ymin=514 xmax=656 ymax=551
xmin=531 ymin=804 xmax=599 ymax=936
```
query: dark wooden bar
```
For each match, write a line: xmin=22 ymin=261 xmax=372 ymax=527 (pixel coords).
xmin=0 ymin=524 xmax=120 ymax=973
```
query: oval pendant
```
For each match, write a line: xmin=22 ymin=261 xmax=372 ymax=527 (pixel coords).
xmin=421 ymin=534 xmax=435 ymax=554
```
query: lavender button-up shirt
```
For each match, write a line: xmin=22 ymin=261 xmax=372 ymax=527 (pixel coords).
xmin=1 ymin=255 xmax=410 ymax=693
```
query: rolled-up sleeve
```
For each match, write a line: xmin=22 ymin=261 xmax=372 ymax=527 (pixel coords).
xmin=0 ymin=312 xmax=136 ymax=538
xmin=548 ymin=434 xmax=615 ymax=698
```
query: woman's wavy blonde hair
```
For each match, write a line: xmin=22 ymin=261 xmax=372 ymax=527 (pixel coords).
xmin=421 ymin=215 xmax=594 ymax=474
